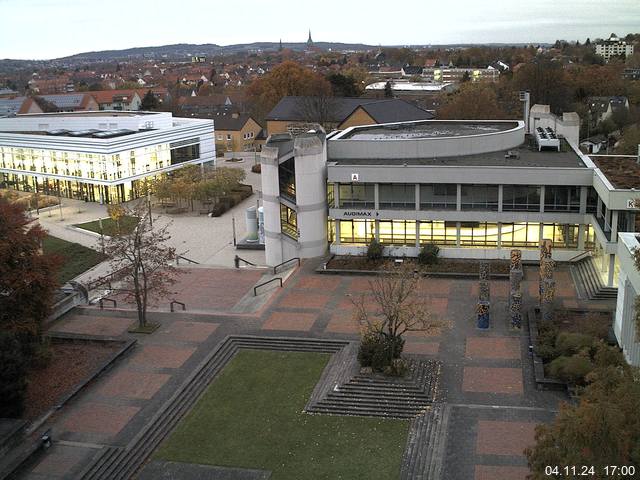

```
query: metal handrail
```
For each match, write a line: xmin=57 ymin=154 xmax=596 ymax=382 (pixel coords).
xmin=176 ymin=255 xmax=199 ymax=265
xmin=568 ymin=250 xmax=592 ymax=263
xmin=235 ymin=255 xmax=257 ymax=268
xmin=273 ymin=257 xmax=300 ymax=274
xmin=170 ymin=300 xmax=186 ymax=312
xmin=254 ymin=277 xmax=283 ymax=296
xmin=99 ymin=297 xmax=117 ymax=309
xmin=86 ymin=266 xmax=128 ymax=291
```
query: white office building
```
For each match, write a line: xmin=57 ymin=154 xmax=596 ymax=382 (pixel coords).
xmin=0 ymin=111 xmax=214 ymax=204
xmin=595 ymin=34 xmax=634 ymax=61
xmin=260 ymin=108 xmax=640 ymax=293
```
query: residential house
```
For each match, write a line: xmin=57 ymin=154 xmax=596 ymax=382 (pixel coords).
xmin=579 ymin=134 xmax=608 ymax=154
xmin=265 ymin=97 xmax=434 ymax=136
xmin=0 ymin=97 xmax=43 ymax=117
xmin=34 ymin=93 xmax=99 ymax=112
xmin=213 ymin=110 xmax=263 ymax=153
xmin=401 ymin=65 xmax=424 ymax=77
xmin=587 ymin=96 xmax=630 ymax=128
xmin=88 ymin=90 xmax=142 ymax=111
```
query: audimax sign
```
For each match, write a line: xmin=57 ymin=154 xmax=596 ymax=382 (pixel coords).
xmin=341 ymin=211 xmax=380 ymax=218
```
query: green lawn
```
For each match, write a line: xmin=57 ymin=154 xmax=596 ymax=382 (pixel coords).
xmin=155 ymin=350 xmax=409 ymax=479
xmin=42 ymin=235 xmax=106 ymax=284
xmin=73 ymin=216 xmax=138 ymax=236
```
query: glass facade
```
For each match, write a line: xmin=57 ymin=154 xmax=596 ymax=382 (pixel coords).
xmin=378 ymin=220 xmax=416 ymax=245
xmin=544 ymin=186 xmax=580 ymax=212
xmin=379 ymin=184 xmax=415 ymax=209
xmin=280 ymin=203 xmax=298 ymax=239
xmin=419 ymin=221 xmax=457 ymax=245
xmin=500 ymin=222 xmax=541 ymax=247
xmin=339 ymin=184 xmax=375 ymax=209
xmin=460 ymin=185 xmax=499 ymax=211
xmin=278 ymin=157 xmax=296 ymax=202
xmin=502 ymin=186 xmax=541 ymax=212
xmin=459 ymin=222 xmax=500 ymax=246
xmin=339 ymin=219 xmax=376 ymax=243
xmin=420 ymin=184 xmax=457 ymax=210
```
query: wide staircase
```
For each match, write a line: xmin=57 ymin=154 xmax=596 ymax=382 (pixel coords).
xmin=572 ymin=256 xmax=618 ymax=300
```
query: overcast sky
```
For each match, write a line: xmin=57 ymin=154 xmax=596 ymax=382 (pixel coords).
xmin=1 ymin=0 xmax=639 ymax=60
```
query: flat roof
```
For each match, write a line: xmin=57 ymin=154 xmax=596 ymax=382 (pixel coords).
xmin=591 ymin=155 xmax=640 ymax=189
xmin=0 ymin=128 xmax=142 ymax=139
xmin=330 ymin=138 xmax=586 ymax=168
xmin=339 ymin=121 xmax=519 ymax=140
xmin=16 ymin=110 xmax=159 ymax=118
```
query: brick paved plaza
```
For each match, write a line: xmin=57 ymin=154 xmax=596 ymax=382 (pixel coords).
xmin=20 ymin=259 xmax=586 ymax=479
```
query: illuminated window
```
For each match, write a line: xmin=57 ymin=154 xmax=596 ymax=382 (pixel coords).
xmin=279 ymin=157 xmax=296 ymax=202
xmin=280 ymin=204 xmax=297 ymax=239
xmin=459 ymin=222 xmax=499 ymax=246
xmin=419 ymin=221 xmax=457 ymax=245
xmin=501 ymin=222 xmax=540 ymax=247
xmin=542 ymin=223 xmax=579 ymax=249
xmin=327 ymin=183 xmax=334 ymax=208
xmin=378 ymin=220 xmax=416 ymax=245
xmin=339 ymin=219 xmax=376 ymax=244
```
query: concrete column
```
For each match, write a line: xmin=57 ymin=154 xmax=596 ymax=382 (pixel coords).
xmin=415 ymin=184 xmax=420 ymax=212
xmin=608 ymin=254 xmax=616 ymax=287
xmin=578 ymin=224 xmax=585 ymax=250
xmin=597 ymin=197 xmax=602 ymax=218
xmin=334 ymin=219 xmax=341 ymax=245
xmin=497 ymin=223 xmax=502 ymax=249
xmin=374 ymin=183 xmax=379 ymax=210
xmin=415 ymin=220 xmax=421 ymax=248
xmin=456 ymin=184 xmax=462 ymax=211
xmin=498 ymin=185 xmax=503 ymax=213
xmin=374 ymin=219 xmax=380 ymax=241
xmin=539 ymin=185 xmax=545 ymax=213
xmin=456 ymin=221 xmax=461 ymax=247
xmin=579 ymin=186 xmax=588 ymax=214
xmin=605 ymin=208 xmax=612 ymax=232
xmin=611 ymin=210 xmax=619 ymax=239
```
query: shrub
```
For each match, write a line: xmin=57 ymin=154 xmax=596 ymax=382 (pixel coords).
xmin=535 ymin=320 xmax=559 ymax=361
xmin=358 ymin=330 xmax=405 ymax=373
xmin=548 ymin=353 xmax=594 ymax=385
xmin=417 ymin=243 xmax=440 ymax=265
xmin=583 ymin=312 xmax=611 ymax=340
xmin=384 ymin=358 xmax=409 ymax=377
xmin=366 ymin=240 xmax=383 ymax=262
xmin=555 ymin=332 xmax=594 ymax=357
xmin=0 ymin=332 xmax=28 ymax=418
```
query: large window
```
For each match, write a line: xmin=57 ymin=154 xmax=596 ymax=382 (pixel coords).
xmin=460 ymin=185 xmax=498 ymax=211
xmin=279 ymin=157 xmax=296 ymax=202
xmin=420 ymin=184 xmax=457 ymax=210
xmin=501 ymin=222 xmax=540 ymax=247
xmin=586 ymin=187 xmax=598 ymax=214
xmin=544 ymin=186 xmax=580 ymax=212
xmin=378 ymin=220 xmax=416 ymax=245
xmin=542 ymin=223 xmax=579 ymax=249
xmin=459 ymin=222 xmax=499 ymax=247
xmin=502 ymin=186 xmax=541 ymax=212
xmin=327 ymin=183 xmax=335 ymax=208
xmin=338 ymin=184 xmax=375 ymax=209
xmin=379 ymin=184 xmax=415 ymax=209
xmin=280 ymin=204 xmax=297 ymax=239
xmin=339 ymin=219 xmax=376 ymax=244
xmin=170 ymin=143 xmax=200 ymax=165
xmin=419 ymin=221 xmax=457 ymax=245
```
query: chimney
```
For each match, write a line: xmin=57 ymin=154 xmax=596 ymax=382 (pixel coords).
xmin=519 ymin=91 xmax=531 ymax=132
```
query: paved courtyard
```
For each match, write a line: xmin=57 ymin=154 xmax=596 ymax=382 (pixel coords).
xmin=20 ymin=259 xmax=592 ymax=479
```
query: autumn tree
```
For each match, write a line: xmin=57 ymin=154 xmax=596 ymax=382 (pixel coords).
xmin=616 ymin=124 xmax=640 ymax=154
xmin=511 ymin=59 xmax=573 ymax=114
xmin=246 ymin=61 xmax=332 ymax=122
xmin=525 ymin=364 xmax=640 ymax=478
xmin=438 ymin=83 xmax=509 ymax=120
xmin=384 ymin=81 xmax=393 ymax=98
xmin=103 ymin=203 xmax=179 ymax=330
xmin=353 ymin=267 xmax=445 ymax=374
xmin=0 ymin=199 xmax=59 ymax=344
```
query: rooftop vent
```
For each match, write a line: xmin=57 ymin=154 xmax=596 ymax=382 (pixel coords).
xmin=504 ymin=150 xmax=520 ymax=159
xmin=535 ymin=126 xmax=560 ymax=151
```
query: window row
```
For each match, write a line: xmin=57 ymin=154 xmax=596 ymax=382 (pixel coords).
xmin=335 ymin=219 xmax=590 ymax=250
xmin=334 ymin=183 xmax=595 ymax=213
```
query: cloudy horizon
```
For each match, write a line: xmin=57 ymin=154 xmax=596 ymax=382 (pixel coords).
xmin=1 ymin=0 xmax=639 ymax=60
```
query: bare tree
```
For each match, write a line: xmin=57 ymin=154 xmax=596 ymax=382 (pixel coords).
xmin=103 ymin=203 xmax=179 ymax=329
xmin=294 ymin=95 xmax=339 ymax=132
xmin=352 ymin=266 xmax=445 ymax=370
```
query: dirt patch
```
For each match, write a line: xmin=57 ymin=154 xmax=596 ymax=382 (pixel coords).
xmin=23 ymin=341 xmax=120 ymax=421
xmin=554 ymin=310 xmax=612 ymax=337
xmin=327 ymin=256 xmax=510 ymax=274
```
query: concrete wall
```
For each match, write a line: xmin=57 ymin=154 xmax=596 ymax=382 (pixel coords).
xmin=615 ymin=232 xmax=640 ymax=366
xmin=259 ymin=146 xmax=283 ymax=266
xmin=529 ymin=105 xmax=580 ymax=147
xmin=338 ymin=108 xmax=376 ymax=130
xmin=0 ymin=111 xmax=173 ymax=132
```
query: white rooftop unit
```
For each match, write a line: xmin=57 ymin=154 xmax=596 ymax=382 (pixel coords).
xmin=535 ymin=126 xmax=560 ymax=151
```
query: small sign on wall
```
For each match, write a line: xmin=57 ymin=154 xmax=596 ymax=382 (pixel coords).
xmin=627 ymin=199 xmax=640 ymax=210
xmin=351 ymin=173 xmax=359 ymax=182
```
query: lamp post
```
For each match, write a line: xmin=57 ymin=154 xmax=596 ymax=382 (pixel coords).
xmin=147 ymin=190 xmax=153 ymax=227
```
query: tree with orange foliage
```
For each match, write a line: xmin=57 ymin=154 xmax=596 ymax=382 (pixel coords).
xmin=437 ymin=83 xmax=509 ymax=120
xmin=247 ymin=61 xmax=332 ymax=123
